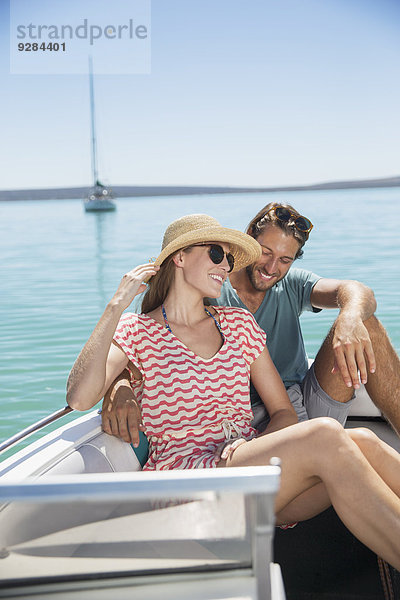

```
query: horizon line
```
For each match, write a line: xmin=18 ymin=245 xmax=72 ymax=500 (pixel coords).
xmin=1 ymin=173 xmax=400 ymax=194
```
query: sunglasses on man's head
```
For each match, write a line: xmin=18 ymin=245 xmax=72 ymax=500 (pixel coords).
xmin=191 ymin=244 xmax=235 ymax=272
xmin=265 ymin=206 xmax=313 ymax=235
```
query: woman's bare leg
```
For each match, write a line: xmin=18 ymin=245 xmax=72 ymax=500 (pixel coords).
xmin=277 ymin=426 xmax=400 ymax=524
xmin=346 ymin=427 xmax=400 ymax=496
xmin=220 ymin=417 xmax=400 ymax=569
xmin=276 ymin=482 xmax=330 ymax=524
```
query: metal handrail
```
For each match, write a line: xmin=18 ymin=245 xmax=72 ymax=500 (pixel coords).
xmin=0 ymin=406 xmax=73 ymax=455
xmin=0 ymin=466 xmax=281 ymax=502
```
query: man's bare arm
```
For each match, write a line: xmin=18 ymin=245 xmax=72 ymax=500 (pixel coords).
xmin=311 ymin=278 xmax=377 ymax=388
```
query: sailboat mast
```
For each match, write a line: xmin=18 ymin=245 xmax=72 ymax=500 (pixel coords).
xmin=89 ymin=56 xmax=98 ymax=186
xmin=83 ymin=57 xmax=116 ymax=211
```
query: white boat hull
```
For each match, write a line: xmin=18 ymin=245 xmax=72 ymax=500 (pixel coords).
xmin=84 ymin=196 xmax=116 ymax=212
xmin=0 ymin=412 xmax=284 ymax=599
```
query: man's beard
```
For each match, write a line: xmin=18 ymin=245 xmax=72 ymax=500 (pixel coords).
xmin=246 ymin=264 xmax=279 ymax=292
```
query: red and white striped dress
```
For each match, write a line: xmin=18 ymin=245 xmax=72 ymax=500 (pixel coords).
xmin=113 ymin=306 xmax=266 ymax=471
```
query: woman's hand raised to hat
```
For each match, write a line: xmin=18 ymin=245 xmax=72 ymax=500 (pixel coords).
xmin=111 ymin=263 xmax=159 ymax=311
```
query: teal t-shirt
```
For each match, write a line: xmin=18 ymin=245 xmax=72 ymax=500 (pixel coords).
xmin=209 ymin=268 xmax=321 ymax=389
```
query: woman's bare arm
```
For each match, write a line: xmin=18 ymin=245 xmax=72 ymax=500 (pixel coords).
xmin=66 ymin=263 xmax=159 ymax=411
xmin=250 ymin=347 xmax=298 ymax=434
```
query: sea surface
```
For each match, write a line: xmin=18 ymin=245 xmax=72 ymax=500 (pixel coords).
xmin=1 ymin=188 xmax=399 ymax=459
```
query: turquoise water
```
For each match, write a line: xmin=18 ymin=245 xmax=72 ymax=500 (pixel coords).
xmin=1 ymin=188 xmax=399 ymax=457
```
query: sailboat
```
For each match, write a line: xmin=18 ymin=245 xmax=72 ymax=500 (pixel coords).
xmin=84 ymin=57 xmax=116 ymax=212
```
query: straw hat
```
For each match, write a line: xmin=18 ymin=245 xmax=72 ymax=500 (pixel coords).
xmin=154 ymin=214 xmax=261 ymax=272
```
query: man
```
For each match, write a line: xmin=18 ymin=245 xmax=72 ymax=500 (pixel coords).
xmin=101 ymin=202 xmax=400 ymax=443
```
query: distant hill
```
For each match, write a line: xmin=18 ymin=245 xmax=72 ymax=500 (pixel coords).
xmin=1 ymin=175 xmax=399 ymax=201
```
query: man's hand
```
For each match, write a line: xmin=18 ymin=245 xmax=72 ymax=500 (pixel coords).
xmin=214 ymin=438 xmax=247 ymax=464
xmin=331 ymin=313 xmax=376 ymax=389
xmin=311 ymin=279 xmax=377 ymax=390
xmin=101 ymin=370 xmax=145 ymax=446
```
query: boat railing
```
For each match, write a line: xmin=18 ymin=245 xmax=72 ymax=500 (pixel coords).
xmin=0 ymin=406 xmax=73 ymax=455
xmin=0 ymin=466 xmax=283 ymax=600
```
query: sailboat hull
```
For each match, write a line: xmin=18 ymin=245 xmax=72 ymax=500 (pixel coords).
xmin=84 ymin=197 xmax=116 ymax=212
xmin=84 ymin=187 xmax=116 ymax=211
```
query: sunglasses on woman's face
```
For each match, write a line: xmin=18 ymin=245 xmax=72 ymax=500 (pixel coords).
xmin=191 ymin=244 xmax=235 ymax=272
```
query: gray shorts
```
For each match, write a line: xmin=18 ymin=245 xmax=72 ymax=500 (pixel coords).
xmin=251 ymin=363 xmax=354 ymax=432
xmin=289 ymin=362 xmax=354 ymax=426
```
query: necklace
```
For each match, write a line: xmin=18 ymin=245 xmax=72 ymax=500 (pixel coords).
xmin=161 ymin=304 xmax=225 ymax=342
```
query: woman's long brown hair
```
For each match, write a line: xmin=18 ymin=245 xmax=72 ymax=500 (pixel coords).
xmin=141 ymin=258 xmax=176 ymax=313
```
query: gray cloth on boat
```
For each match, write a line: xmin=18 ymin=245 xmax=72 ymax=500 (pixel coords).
xmin=252 ymin=363 xmax=353 ymax=431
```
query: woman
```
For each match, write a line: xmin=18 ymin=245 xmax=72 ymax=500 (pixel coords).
xmin=67 ymin=213 xmax=400 ymax=570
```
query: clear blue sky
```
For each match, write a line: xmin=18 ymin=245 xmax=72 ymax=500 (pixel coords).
xmin=1 ymin=0 xmax=399 ymax=189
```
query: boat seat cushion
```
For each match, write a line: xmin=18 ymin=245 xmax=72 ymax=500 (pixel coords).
xmin=46 ymin=432 xmax=142 ymax=476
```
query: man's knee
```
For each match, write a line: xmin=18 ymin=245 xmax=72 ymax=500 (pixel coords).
xmin=364 ymin=315 xmax=398 ymax=364
xmin=363 ymin=315 xmax=382 ymax=339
